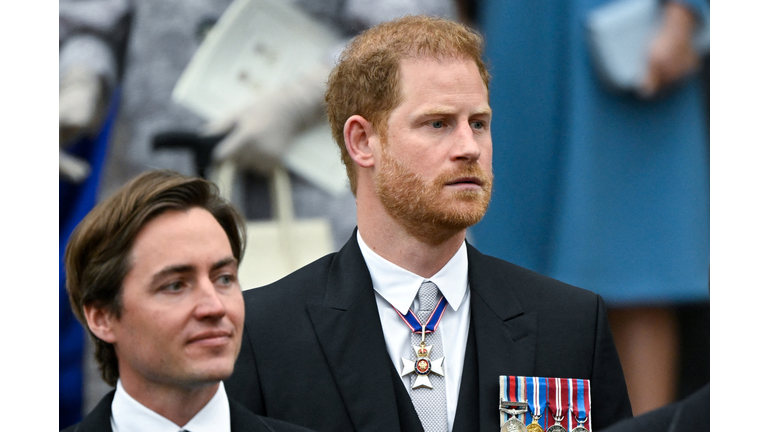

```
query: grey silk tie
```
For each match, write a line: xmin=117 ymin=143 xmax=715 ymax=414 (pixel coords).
xmin=410 ymin=280 xmax=449 ymax=432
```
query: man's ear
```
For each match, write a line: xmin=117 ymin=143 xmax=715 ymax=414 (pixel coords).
xmin=343 ymin=115 xmax=377 ymax=168
xmin=84 ymin=304 xmax=118 ymax=344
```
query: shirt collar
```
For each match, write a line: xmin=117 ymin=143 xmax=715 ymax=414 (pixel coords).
xmin=357 ymin=230 xmax=469 ymax=315
xmin=112 ymin=379 xmax=231 ymax=432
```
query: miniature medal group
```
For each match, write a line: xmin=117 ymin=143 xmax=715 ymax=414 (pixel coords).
xmin=499 ymin=376 xmax=592 ymax=432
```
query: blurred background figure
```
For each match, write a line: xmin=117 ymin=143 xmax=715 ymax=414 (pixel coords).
xmin=472 ymin=0 xmax=709 ymax=416
xmin=59 ymin=1 xmax=130 ymax=428
xmin=59 ymin=0 xmax=469 ymax=429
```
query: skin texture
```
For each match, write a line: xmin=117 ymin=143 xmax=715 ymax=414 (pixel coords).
xmin=346 ymin=56 xmax=492 ymax=277
xmin=84 ymin=207 xmax=244 ymax=426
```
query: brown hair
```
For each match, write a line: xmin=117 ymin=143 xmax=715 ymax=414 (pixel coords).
xmin=64 ymin=170 xmax=246 ymax=386
xmin=325 ymin=15 xmax=490 ymax=195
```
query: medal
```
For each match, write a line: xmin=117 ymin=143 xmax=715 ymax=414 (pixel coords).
xmin=545 ymin=378 xmax=568 ymax=432
xmin=501 ymin=417 xmax=528 ymax=432
xmin=499 ymin=399 xmax=528 ymax=432
xmin=501 ymin=375 xmax=592 ymax=432
xmin=500 ymin=376 xmax=529 ymax=431
xmin=399 ymin=329 xmax=445 ymax=389
xmin=527 ymin=418 xmax=545 ymax=432
xmin=398 ymin=295 xmax=448 ymax=389
xmin=526 ymin=377 xmax=547 ymax=432
xmin=569 ymin=378 xmax=590 ymax=432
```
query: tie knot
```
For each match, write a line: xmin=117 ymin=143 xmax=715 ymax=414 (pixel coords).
xmin=418 ymin=280 xmax=440 ymax=313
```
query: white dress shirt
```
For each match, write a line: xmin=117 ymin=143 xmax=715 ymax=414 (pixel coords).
xmin=357 ymin=231 xmax=471 ymax=431
xmin=111 ymin=379 xmax=231 ymax=432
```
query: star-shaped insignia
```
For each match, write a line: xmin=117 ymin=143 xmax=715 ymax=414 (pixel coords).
xmin=400 ymin=344 xmax=445 ymax=389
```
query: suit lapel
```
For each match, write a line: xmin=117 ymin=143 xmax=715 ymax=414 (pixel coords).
xmin=73 ymin=390 xmax=115 ymax=432
xmin=306 ymin=234 xmax=404 ymax=431
xmin=466 ymin=243 xmax=538 ymax=432
xmin=451 ymin=321 xmax=479 ymax=430
xmin=230 ymin=398 xmax=260 ymax=432
xmin=305 ymin=238 xmax=538 ymax=431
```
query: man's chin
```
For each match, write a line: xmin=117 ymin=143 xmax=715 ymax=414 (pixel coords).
xmin=402 ymin=203 xmax=487 ymax=244
xmin=439 ymin=210 xmax=485 ymax=231
xmin=179 ymin=358 xmax=237 ymax=386
xmin=444 ymin=194 xmax=490 ymax=224
xmin=180 ymin=373 xmax=232 ymax=390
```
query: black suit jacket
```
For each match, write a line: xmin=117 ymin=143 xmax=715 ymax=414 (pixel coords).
xmin=598 ymin=384 xmax=709 ymax=432
xmin=60 ymin=389 xmax=315 ymax=432
xmin=226 ymin=233 xmax=632 ymax=431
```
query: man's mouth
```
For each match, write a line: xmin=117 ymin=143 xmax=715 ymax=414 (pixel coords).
xmin=445 ymin=177 xmax=484 ymax=188
xmin=188 ymin=330 xmax=233 ymax=346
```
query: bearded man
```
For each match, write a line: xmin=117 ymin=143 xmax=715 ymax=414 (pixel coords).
xmin=225 ymin=15 xmax=632 ymax=432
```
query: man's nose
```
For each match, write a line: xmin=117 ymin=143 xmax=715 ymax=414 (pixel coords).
xmin=450 ymin=122 xmax=482 ymax=163
xmin=194 ymin=279 xmax=227 ymax=319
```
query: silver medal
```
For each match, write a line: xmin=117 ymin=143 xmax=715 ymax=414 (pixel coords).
xmin=501 ymin=417 xmax=528 ymax=432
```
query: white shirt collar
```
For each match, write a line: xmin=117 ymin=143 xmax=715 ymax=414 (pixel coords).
xmin=111 ymin=379 xmax=231 ymax=432
xmin=357 ymin=230 xmax=469 ymax=314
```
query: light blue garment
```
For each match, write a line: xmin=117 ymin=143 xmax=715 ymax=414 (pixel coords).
xmin=472 ymin=0 xmax=709 ymax=305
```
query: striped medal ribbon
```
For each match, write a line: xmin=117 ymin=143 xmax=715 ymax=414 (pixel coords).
xmin=569 ymin=378 xmax=590 ymax=432
xmin=499 ymin=376 xmax=528 ymax=432
xmin=546 ymin=378 xmax=568 ymax=432
xmin=526 ymin=377 xmax=547 ymax=432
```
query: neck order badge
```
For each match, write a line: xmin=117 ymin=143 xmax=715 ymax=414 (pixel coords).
xmin=397 ymin=292 xmax=449 ymax=389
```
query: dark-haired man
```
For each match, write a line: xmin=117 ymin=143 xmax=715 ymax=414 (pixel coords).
xmin=63 ymin=170 xmax=313 ymax=432
xmin=226 ymin=15 xmax=633 ymax=432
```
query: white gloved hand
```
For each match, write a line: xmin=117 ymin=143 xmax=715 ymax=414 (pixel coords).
xmin=60 ymin=65 xmax=106 ymax=144
xmin=59 ymin=148 xmax=92 ymax=184
xmin=59 ymin=65 xmax=106 ymax=183
xmin=207 ymin=65 xmax=330 ymax=175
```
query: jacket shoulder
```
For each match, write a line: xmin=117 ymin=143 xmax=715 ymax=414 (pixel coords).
xmin=230 ymin=398 xmax=316 ymax=432
xmin=467 ymin=243 xmax=601 ymax=305
xmin=60 ymin=390 xmax=115 ymax=432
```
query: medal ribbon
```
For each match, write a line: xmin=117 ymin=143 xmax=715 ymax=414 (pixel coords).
xmin=503 ymin=376 xmax=515 ymax=401
xmin=584 ymin=379 xmax=591 ymax=428
xmin=547 ymin=377 xmax=569 ymax=425
xmin=517 ymin=376 xmax=527 ymax=409
xmin=569 ymin=378 xmax=589 ymax=428
xmin=393 ymin=295 xmax=448 ymax=334
xmin=499 ymin=376 xmax=528 ymax=424
xmin=500 ymin=376 xmax=513 ymax=425
xmin=526 ymin=376 xmax=547 ymax=425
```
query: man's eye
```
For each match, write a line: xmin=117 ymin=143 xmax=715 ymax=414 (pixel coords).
xmin=471 ymin=121 xmax=485 ymax=129
xmin=216 ymin=274 xmax=235 ymax=286
xmin=162 ymin=281 xmax=184 ymax=292
xmin=431 ymin=120 xmax=445 ymax=129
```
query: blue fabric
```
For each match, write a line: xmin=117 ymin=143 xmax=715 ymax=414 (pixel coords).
xmin=472 ymin=0 xmax=709 ymax=305
xmin=59 ymin=90 xmax=120 ymax=430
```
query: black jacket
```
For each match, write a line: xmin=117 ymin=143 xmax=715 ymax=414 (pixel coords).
xmin=225 ymin=232 xmax=632 ymax=431
xmin=61 ymin=389 xmax=315 ymax=432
